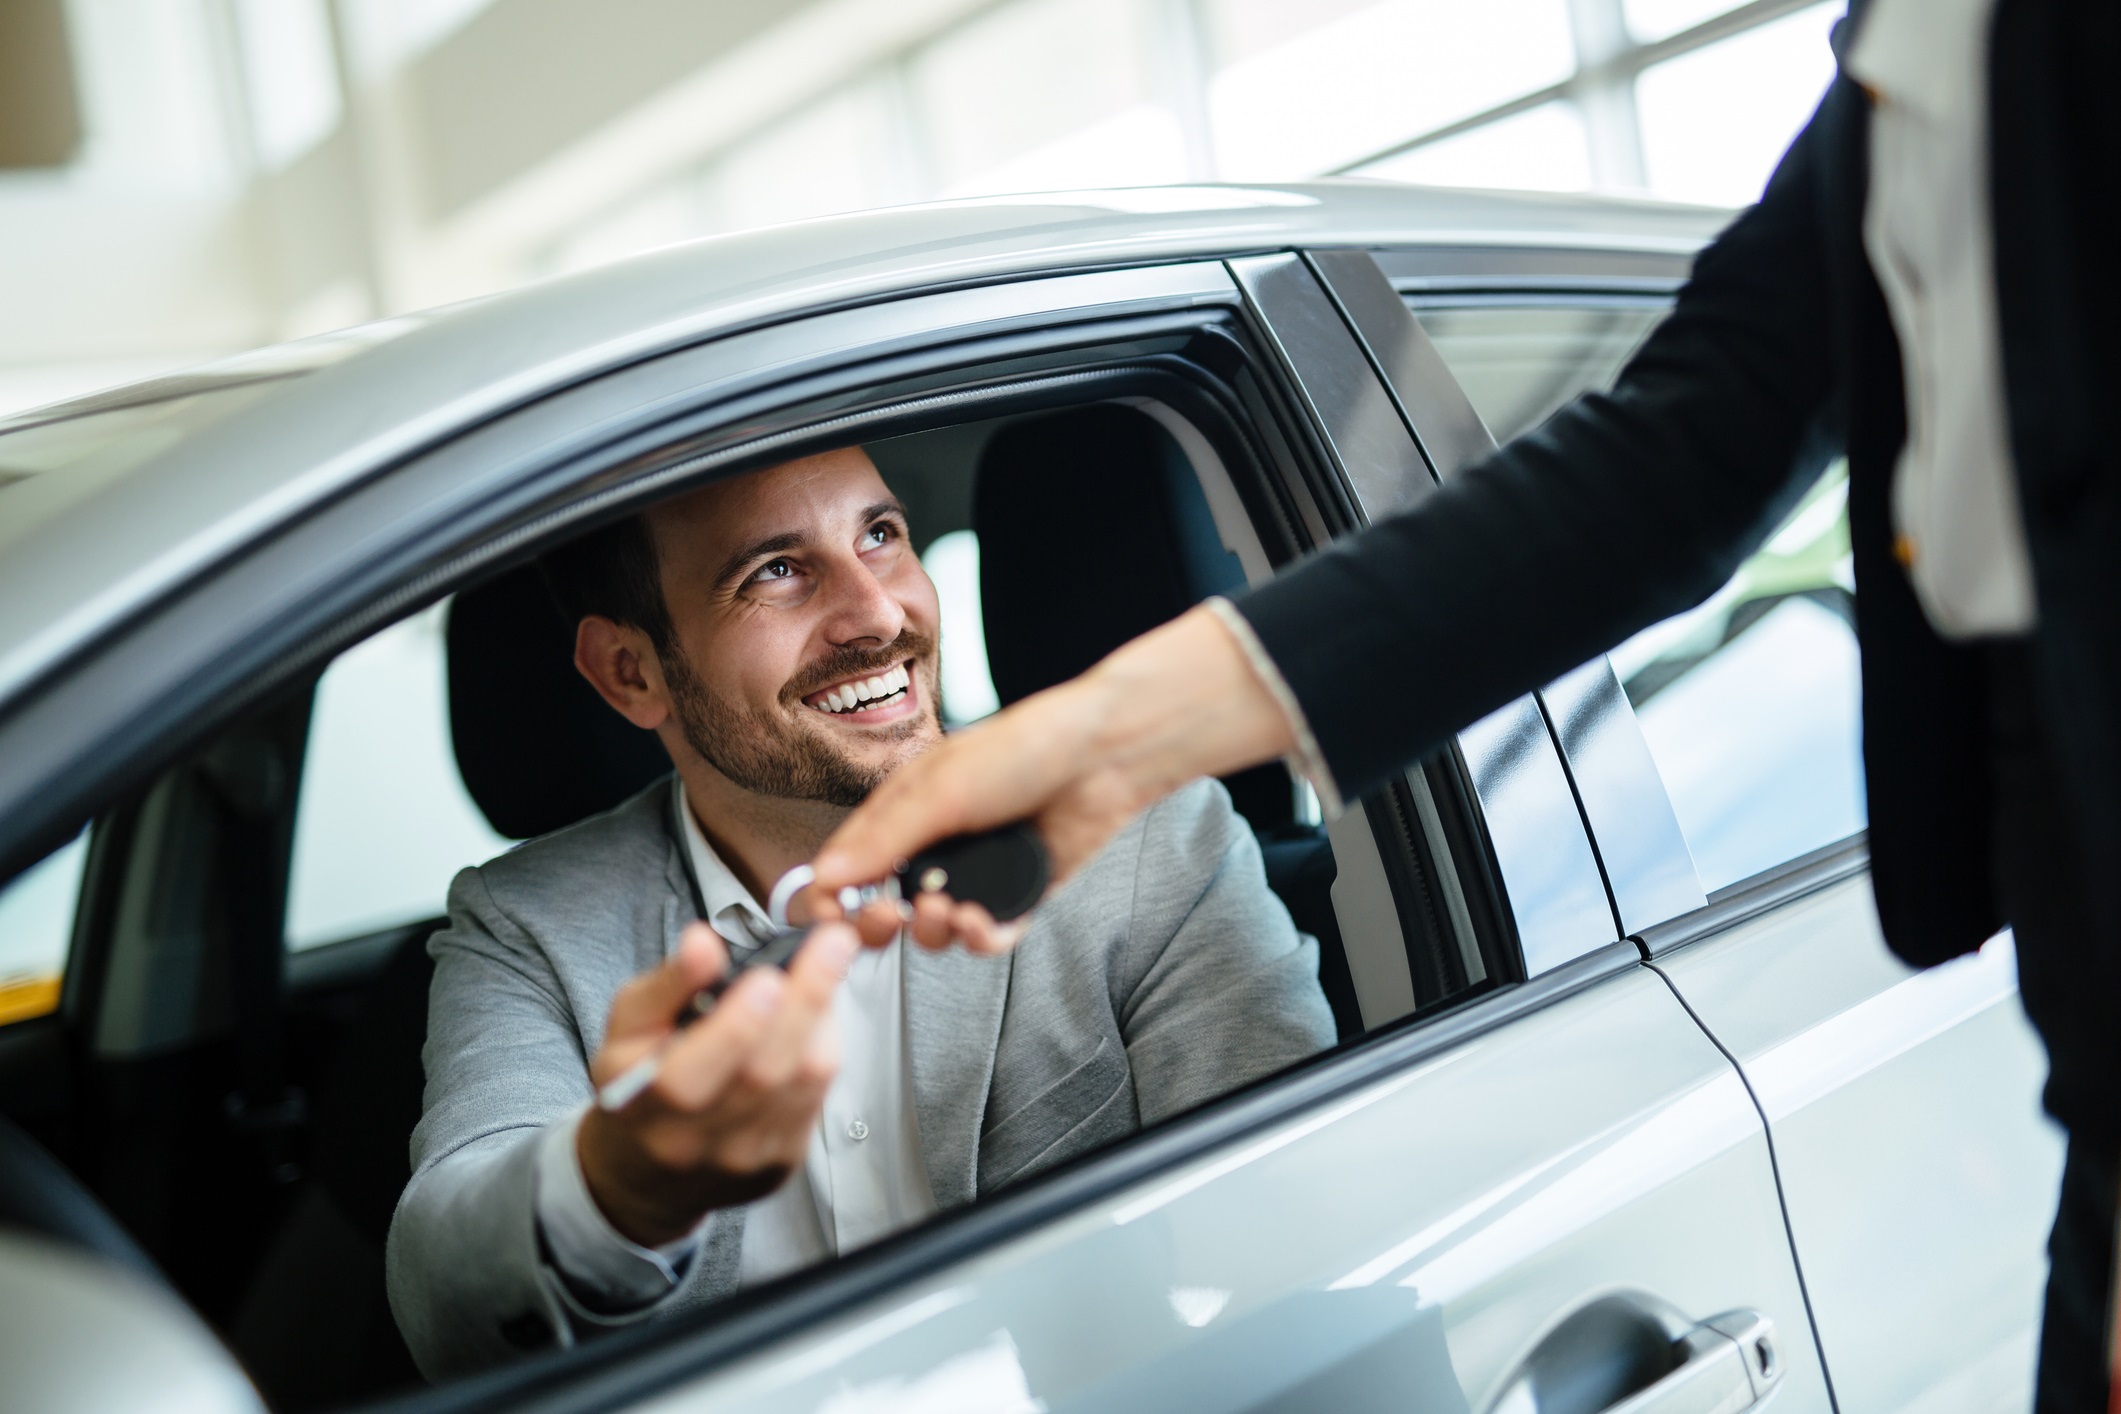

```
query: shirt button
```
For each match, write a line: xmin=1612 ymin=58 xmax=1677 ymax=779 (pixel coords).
xmin=847 ymin=1119 xmax=869 ymax=1142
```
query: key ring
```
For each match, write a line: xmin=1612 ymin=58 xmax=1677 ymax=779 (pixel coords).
xmin=767 ymin=863 xmax=902 ymax=930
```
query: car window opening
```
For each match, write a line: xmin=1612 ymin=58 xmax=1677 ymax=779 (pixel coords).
xmin=13 ymin=381 xmax=1499 ymax=1411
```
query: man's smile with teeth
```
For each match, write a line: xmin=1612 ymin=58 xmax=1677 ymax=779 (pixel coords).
xmin=806 ymin=661 xmax=912 ymax=714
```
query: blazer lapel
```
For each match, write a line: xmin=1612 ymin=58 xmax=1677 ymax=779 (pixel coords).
xmin=903 ymin=942 xmax=1013 ymax=1209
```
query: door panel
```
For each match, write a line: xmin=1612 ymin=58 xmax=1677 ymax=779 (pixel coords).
xmin=643 ymin=955 xmax=1830 ymax=1413
xmin=1647 ymin=874 xmax=2062 ymax=1413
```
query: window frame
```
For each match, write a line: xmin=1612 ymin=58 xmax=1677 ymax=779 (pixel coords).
xmin=0 ymin=253 xmax=1688 ymax=1411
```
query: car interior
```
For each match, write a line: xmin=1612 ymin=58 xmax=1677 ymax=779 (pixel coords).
xmin=0 ymin=394 xmax=1480 ymax=1411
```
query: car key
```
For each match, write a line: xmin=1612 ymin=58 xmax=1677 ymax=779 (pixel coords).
xmin=596 ymin=822 xmax=1048 ymax=1111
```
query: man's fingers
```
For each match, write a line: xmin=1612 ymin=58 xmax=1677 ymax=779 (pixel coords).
xmin=854 ymin=896 xmax=904 ymax=947
xmin=908 ymin=889 xmax=955 ymax=949
xmin=650 ymin=966 xmax=784 ymax=1109
xmin=606 ymin=923 xmax=728 ymax=1042
xmin=952 ymin=901 xmax=1024 ymax=956
xmin=743 ymin=924 xmax=856 ymax=1088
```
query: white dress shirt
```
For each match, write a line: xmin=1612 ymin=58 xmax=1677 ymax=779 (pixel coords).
xmin=1849 ymin=0 xmax=2037 ymax=639
xmin=533 ymin=783 xmax=936 ymax=1312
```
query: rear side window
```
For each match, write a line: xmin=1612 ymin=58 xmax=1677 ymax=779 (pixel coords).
xmin=1612 ymin=464 xmax=1862 ymax=890
xmin=1413 ymin=302 xmax=1666 ymax=443
xmin=285 ymin=603 xmax=509 ymax=950
xmin=1417 ymin=298 xmax=1864 ymax=892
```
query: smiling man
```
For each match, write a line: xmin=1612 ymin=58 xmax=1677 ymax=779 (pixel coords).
xmin=384 ymin=445 xmax=1335 ymax=1377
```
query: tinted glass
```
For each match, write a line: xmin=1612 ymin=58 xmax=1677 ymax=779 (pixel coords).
xmin=1417 ymin=300 xmax=1865 ymax=891
xmin=285 ymin=602 xmax=509 ymax=949
xmin=1612 ymin=463 xmax=1863 ymax=889
xmin=1412 ymin=302 xmax=1665 ymax=443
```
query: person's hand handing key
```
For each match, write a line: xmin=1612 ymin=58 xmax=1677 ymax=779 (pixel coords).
xmin=814 ymin=605 xmax=1298 ymax=955
xmin=576 ymin=919 xmax=856 ymax=1247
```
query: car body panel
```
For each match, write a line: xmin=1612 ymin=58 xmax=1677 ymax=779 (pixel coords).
xmin=628 ymin=955 xmax=1828 ymax=1414
xmin=1647 ymin=873 xmax=2063 ymax=1413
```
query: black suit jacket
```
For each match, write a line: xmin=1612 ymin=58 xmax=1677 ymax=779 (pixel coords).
xmin=1236 ymin=0 xmax=2121 ymax=1140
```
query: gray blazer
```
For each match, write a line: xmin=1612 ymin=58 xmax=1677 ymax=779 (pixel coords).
xmin=385 ymin=777 xmax=1334 ymax=1377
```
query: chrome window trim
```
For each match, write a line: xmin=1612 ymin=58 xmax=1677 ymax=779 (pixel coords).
xmin=1635 ymin=834 xmax=1871 ymax=960
xmin=1371 ymin=244 xmax=1694 ymax=296
xmin=1540 ymin=658 xmax=1708 ymax=932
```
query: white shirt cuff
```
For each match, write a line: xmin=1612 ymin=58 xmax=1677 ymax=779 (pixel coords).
xmin=533 ymin=1107 xmax=702 ymax=1314
xmin=1203 ymin=597 xmax=1345 ymax=818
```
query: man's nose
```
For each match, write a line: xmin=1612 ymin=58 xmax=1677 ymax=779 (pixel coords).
xmin=821 ymin=559 xmax=906 ymax=646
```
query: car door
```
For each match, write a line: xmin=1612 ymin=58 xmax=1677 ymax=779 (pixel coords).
xmin=480 ymin=253 xmax=1833 ymax=1413
xmin=1390 ymin=267 xmax=2065 ymax=1412
xmin=3 ymin=247 xmax=1818 ymax=1414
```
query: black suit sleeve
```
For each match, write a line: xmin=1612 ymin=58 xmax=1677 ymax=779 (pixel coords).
xmin=1235 ymin=96 xmax=1844 ymax=803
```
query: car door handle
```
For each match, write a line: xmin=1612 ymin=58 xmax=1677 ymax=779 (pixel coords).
xmin=1603 ymin=1312 xmax=1781 ymax=1414
xmin=1487 ymin=1299 xmax=1783 ymax=1414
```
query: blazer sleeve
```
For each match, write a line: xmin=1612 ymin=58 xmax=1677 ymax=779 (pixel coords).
xmin=1236 ymin=92 xmax=1844 ymax=803
xmin=384 ymin=865 xmax=595 ymax=1377
xmin=1117 ymin=780 xmax=1338 ymax=1125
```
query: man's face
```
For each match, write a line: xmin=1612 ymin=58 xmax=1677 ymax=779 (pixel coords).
xmin=646 ymin=448 xmax=943 ymax=808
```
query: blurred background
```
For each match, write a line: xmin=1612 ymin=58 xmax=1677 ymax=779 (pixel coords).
xmin=0 ymin=0 xmax=1837 ymax=418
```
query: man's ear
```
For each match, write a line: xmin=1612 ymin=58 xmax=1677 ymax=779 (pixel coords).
xmin=574 ymin=616 xmax=672 ymax=731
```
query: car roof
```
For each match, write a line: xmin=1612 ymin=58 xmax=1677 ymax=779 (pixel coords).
xmin=0 ymin=179 xmax=1727 ymax=714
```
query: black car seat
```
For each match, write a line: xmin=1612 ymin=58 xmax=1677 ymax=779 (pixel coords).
xmin=973 ymin=404 xmax=1360 ymax=1039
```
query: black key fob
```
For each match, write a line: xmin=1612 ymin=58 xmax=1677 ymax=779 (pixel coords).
xmin=898 ymin=822 xmax=1049 ymax=922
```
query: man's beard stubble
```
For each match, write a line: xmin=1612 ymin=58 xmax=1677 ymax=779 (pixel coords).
xmin=660 ymin=631 xmax=939 ymax=809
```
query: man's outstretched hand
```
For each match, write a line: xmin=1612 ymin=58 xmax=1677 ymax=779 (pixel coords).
xmin=817 ymin=604 xmax=1297 ymax=954
xmin=577 ymin=920 xmax=854 ymax=1247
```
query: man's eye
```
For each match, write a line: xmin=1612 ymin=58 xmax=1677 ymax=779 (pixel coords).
xmin=751 ymin=559 xmax=795 ymax=583
xmin=864 ymin=523 xmax=897 ymax=548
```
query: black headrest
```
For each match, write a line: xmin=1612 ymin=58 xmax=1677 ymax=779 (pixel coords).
xmin=446 ymin=564 xmax=670 ymax=840
xmin=974 ymin=404 xmax=1246 ymax=707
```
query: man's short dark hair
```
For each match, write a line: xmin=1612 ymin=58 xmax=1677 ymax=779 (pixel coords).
xmin=538 ymin=514 xmax=676 ymax=656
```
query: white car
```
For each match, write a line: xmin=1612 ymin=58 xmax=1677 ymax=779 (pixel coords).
xmin=0 ymin=181 xmax=2060 ymax=1414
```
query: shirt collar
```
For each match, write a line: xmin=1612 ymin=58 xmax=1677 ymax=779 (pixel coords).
xmin=673 ymin=780 xmax=777 ymax=955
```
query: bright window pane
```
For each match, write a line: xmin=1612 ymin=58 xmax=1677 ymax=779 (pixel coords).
xmin=285 ymin=602 xmax=509 ymax=949
xmin=940 ymin=105 xmax=1189 ymax=199
xmin=1613 ymin=465 xmax=1864 ymax=890
xmin=1209 ymin=0 xmax=1574 ymax=180
xmin=0 ymin=829 xmax=89 ymax=1025
xmin=1624 ymin=0 xmax=1749 ymax=43
xmin=922 ymin=530 xmax=999 ymax=727
xmin=1636 ymin=2 xmax=1838 ymax=207
xmin=1413 ymin=303 xmax=1666 ymax=443
xmin=711 ymin=83 xmax=907 ymax=229
xmin=233 ymin=0 xmax=344 ymax=169
xmin=1354 ymin=102 xmax=1591 ymax=194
